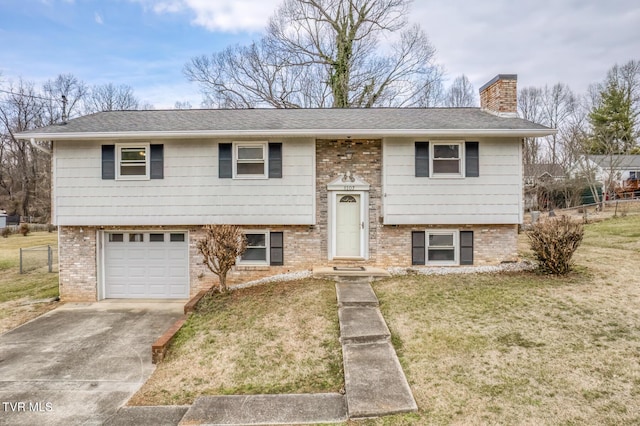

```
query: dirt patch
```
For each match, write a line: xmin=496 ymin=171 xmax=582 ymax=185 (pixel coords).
xmin=0 ymin=298 xmax=59 ymax=335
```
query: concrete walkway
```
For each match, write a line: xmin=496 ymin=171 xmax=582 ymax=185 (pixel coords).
xmin=107 ymin=278 xmax=417 ymax=425
xmin=337 ymin=280 xmax=418 ymax=418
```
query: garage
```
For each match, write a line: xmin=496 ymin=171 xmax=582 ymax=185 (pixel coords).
xmin=104 ymin=231 xmax=189 ymax=299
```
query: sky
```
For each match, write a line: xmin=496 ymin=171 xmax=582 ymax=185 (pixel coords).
xmin=0 ymin=0 xmax=639 ymax=109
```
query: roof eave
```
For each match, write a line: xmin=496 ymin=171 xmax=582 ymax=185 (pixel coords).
xmin=17 ymin=128 xmax=556 ymax=141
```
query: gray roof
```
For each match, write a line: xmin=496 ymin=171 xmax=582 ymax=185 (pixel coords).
xmin=591 ymin=155 xmax=640 ymax=169
xmin=17 ymin=108 xmax=554 ymax=140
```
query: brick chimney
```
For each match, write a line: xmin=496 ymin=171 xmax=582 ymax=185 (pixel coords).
xmin=479 ymin=74 xmax=517 ymax=117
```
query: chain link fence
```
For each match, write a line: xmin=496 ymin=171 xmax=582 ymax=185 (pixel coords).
xmin=19 ymin=245 xmax=58 ymax=274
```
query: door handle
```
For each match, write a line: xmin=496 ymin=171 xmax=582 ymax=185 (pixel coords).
xmin=361 ymin=221 xmax=365 ymax=229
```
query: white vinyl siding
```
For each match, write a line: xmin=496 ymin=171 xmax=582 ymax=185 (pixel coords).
xmin=53 ymin=139 xmax=316 ymax=226
xmin=383 ymin=137 xmax=522 ymax=224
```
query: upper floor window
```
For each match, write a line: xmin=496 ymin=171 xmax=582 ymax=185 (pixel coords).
xmin=235 ymin=143 xmax=267 ymax=178
xmin=432 ymin=142 xmax=462 ymax=176
xmin=102 ymin=144 xmax=163 ymax=180
xmin=414 ymin=141 xmax=479 ymax=178
xmin=116 ymin=143 xmax=150 ymax=180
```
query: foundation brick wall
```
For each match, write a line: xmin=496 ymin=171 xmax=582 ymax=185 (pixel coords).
xmin=58 ymin=226 xmax=98 ymax=302
xmin=377 ymin=224 xmax=519 ymax=267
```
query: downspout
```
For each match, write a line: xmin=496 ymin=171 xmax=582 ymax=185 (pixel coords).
xmin=30 ymin=138 xmax=52 ymax=155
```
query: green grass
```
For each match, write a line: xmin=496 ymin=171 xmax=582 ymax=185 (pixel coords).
xmin=0 ymin=232 xmax=59 ymax=302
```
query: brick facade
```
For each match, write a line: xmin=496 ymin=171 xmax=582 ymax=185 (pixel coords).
xmin=58 ymin=226 xmax=97 ymax=301
xmin=57 ymin=139 xmax=520 ymax=301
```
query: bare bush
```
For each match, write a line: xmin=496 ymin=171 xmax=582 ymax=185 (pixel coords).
xmin=196 ymin=225 xmax=247 ymax=293
xmin=527 ymin=216 xmax=584 ymax=275
xmin=19 ymin=223 xmax=30 ymax=236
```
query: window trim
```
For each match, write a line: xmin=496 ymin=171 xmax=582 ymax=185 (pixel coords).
xmin=430 ymin=141 xmax=464 ymax=178
xmin=116 ymin=143 xmax=150 ymax=180
xmin=233 ymin=142 xmax=268 ymax=179
xmin=426 ymin=229 xmax=459 ymax=265
xmin=239 ymin=230 xmax=269 ymax=265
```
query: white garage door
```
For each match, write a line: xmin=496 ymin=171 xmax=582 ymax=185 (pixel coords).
xmin=105 ymin=231 xmax=189 ymax=299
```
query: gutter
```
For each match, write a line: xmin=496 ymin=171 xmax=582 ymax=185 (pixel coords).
xmin=16 ymin=128 xmax=557 ymax=141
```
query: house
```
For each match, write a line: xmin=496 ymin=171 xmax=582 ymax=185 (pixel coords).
xmin=17 ymin=75 xmax=554 ymax=301
xmin=523 ymin=163 xmax=566 ymax=211
xmin=572 ymin=155 xmax=640 ymax=198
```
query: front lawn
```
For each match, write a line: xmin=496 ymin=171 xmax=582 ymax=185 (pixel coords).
xmin=129 ymin=278 xmax=343 ymax=405
xmin=131 ymin=210 xmax=640 ymax=424
xmin=371 ymin=213 xmax=640 ymax=424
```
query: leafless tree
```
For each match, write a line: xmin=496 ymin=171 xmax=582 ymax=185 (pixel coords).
xmin=174 ymin=101 xmax=193 ymax=109
xmin=519 ymin=86 xmax=545 ymax=165
xmin=86 ymin=83 xmax=140 ymax=112
xmin=42 ymin=74 xmax=88 ymax=124
xmin=185 ymin=0 xmax=443 ymax=108
xmin=444 ymin=74 xmax=477 ymax=107
xmin=0 ymin=79 xmax=48 ymax=219
xmin=196 ymin=225 xmax=247 ymax=293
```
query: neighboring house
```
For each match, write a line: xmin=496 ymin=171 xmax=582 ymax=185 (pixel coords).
xmin=523 ymin=163 xmax=565 ymax=187
xmin=523 ymin=163 xmax=566 ymax=211
xmin=572 ymin=155 xmax=640 ymax=197
xmin=17 ymin=75 xmax=554 ymax=302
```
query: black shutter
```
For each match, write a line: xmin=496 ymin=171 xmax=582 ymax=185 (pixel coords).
xmin=415 ymin=142 xmax=429 ymax=177
xmin=150 ymin=144 xmax=164 ymax=179
xmin=465 ymin=141 xmax=479 ymax=177
xmin=460 ymin=231 xmax=474 ymax=265
xmin=411 ymin=231 xmax=426 ymax=265
xmin=219 ymin=143 xmax=232 ymax=178
xmin=268 ymin=143 xmax=282 ymax=178
xmin=102 ymin=145 xmax=115 ymax=180
xmin=270 ymin=232 xmax=284 ymax=265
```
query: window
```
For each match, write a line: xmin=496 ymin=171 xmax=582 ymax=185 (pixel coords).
xmin=109 ymin=233 xmax=124 ymax=242
xmin=241 ymin=232 xmax=268 ymax=263
xmin=414 ymin=141 xmax=479 ymax=178
xmin=129 ymin=233 xmax=144 ymax=242
xmin=149 ymin=233 xmax=165 ymax=242
xmin=235 ymin=143 xmax=266 ymax=178
xmin=219 ymin=142 xmax=282 ymax=179
xmin=170 ymin=233 xmax=185 ymax=242
xmin=117 ymin=144 xmax=150 ymax=179
xmin=432 ymin=143 xmax=461 ymax=175
xmin=427 ymin=232 xmax=456 ymax=263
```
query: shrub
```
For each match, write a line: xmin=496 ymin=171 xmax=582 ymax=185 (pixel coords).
xmin=19 ymin=223 xmax=30 ymax=236
xmin=527 ymin=216 xmax=584 ymax=275
xmin=1 ymin=227 xmax=11 ymax=238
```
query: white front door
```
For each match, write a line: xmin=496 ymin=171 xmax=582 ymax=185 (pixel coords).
xmin=335 ymin=194 xmax=361 ymax=257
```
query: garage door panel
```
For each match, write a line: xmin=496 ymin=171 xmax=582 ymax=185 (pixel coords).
xmin=105 ymin=232 xmax=188 ymax=299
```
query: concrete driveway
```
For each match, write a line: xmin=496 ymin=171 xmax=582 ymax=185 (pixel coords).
xmin=0 ymin=301 xmax=183 ymax=426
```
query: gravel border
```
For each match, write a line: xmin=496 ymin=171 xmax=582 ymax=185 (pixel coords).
xmin=388 ymin=261 xmax=537 ymax=276
xmin=229 ymin=261 xmax=537 ymax=291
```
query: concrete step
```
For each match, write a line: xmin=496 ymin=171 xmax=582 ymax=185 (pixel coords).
xmin=313 ymin=266 xmax=391 ymax=281
xmin=179 ymin=393 xmax=347 ymax=425
xmin=339 ymin=306 xmax=391 ymax=344
xmin=336 ymin=282 xmax=379 ymax=307
xmin=342 ymin=341 xmax=418 ymax=419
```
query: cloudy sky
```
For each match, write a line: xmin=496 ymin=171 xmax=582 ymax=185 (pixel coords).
xmin=1 ymin=0 xmax=638 ymax=108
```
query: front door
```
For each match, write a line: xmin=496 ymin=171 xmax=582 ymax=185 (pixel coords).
xmin=335 ymin=194 xmax=361 ymax=257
